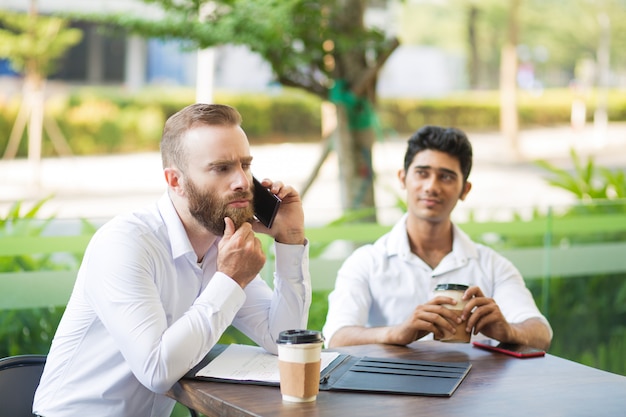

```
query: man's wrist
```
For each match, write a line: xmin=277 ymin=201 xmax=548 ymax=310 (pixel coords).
xmin=275 ymin=229 xmax=306 ymax=245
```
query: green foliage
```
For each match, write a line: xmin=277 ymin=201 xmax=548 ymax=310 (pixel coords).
xmin=219 ymin=89 xmax=322 ymax=142
xmin=535 ymin=148 xmax=626 ymax=202
xmin=399 ymin=0 xmax=626 ymax=88
xmin=217 ymin=327 xmax=255 ymax=346
xmin=0 ymin=10 xmax=82 ymax=76
xmin=4 ymin=87 xmax=625 ymax=158
xmin=527 ymin=272 xmax=626 ymax=376
xmin=528 ymin=153 xmax=626 ymax=375
xmin=0 ymin=87 xmax=326 ymax=157
xmin=73 ymin=0 xmax=392 ymax=99
xmin=380 ymin=88 xmax=626 ymax=133
xmin=308 ymin=290 xmax=331 ymax=333
xmin=0 ymin=198 xmax=70 ymax=357
xmin=0 ymin=197 xmax=56 ymax=271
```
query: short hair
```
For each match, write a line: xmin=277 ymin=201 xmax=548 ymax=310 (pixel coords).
xmin=403 ymin=125 xmax=473 ymax=182
xmin=160 ymin=103 xmax=243 ymax=170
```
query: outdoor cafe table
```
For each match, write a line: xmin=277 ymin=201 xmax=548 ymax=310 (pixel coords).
xmin=168 ymin=340 xmax=626 ymax=417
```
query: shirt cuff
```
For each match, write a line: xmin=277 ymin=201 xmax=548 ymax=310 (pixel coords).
xmin=273 ymin=239 xmax=309 ymax=280
xmin=196 ymin=272 xmax=246 ymax=319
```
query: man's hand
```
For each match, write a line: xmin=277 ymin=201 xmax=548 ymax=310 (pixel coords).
xmin=218 ymin=217 xmax=266 ymax=288
xmin=252 ymin=179 xmax=305 ymax=245
xmin=384 ymin=295 xmax=464 ymax=345
xmin=461 ymin=286 xmax=552 ymax=349
xmin=329 ymin=295 xmax=465 ymax=347
xmin=461 ymin=286 xmax=512 ymax=341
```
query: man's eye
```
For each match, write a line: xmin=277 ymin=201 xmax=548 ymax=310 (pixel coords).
xmin=242 ymin=163 xmax=252 ymax=170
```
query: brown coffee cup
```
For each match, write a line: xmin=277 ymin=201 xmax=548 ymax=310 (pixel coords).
xmin=276 ymin=329 xmax=325 ymax=402
xmin=433 ymin=283 xmax=472 ymax=343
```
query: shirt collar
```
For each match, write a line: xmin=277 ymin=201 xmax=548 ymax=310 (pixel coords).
xmin=157 ymin=192 xmax=195 ymax=260
xmin=384 ymin=214 xmax=412 ymax=259
xmin=384 ymin=213 xmax=479 ymax=263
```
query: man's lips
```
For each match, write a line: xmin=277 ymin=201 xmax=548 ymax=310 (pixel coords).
xmin=228 ymin=199 xmax=250 ymax=208
xmin=420 ymin=197 xmax=441 ymax=207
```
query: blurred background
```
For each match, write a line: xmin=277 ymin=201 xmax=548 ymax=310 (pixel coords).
xmin=0 ymin=2 xmax=625 ymax=414
xmin=1 ymin=0 xmax=625 ymax=223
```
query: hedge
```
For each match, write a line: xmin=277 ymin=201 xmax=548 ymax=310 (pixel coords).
xmin=1 ymin=86 xmax=625 ymax=157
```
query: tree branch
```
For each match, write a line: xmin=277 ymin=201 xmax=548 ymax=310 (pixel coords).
xmin=352 ymin=37 xmax=400 ymax=97
xmin=277 ymin=74 xmax=328 ymax=98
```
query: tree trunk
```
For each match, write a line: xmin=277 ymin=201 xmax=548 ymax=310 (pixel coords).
xmin=334 ymin=107 xmax=376 ymax=219
xmin=466 ymin=4 xmax=481 ymax=89
xmin=294 ymin=0 xmax=397 ymax=224
xmin=500 ymin=0 xmax=521 ymax=156
xmin=329 ymin=0 xmax=379 ymax=223
xmin=26 ymin=74 xmax=45 ymax=185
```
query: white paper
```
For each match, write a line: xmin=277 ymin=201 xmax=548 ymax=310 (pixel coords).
xmin=195 ymin=344 xmax=340 ymax=383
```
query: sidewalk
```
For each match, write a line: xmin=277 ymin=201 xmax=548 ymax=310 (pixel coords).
xmin=1 ymin=123 xmax=625 ymax=226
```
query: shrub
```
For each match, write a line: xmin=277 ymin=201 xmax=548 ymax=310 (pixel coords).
xmin=2 ymin=87 xmax=626 ymax=158
xmin=0 ymin=198 xmax=70 ymax=357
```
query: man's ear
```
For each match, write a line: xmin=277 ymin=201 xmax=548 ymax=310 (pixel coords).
xmin=398 ymin=168 xmax=407 ymax=189
xmin=164 ymin=167 xmax=184 ymax=196
xmin=459 ymin=181 xmax=472 ymax=201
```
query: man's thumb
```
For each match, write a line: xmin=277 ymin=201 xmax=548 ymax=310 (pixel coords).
xmin=223 ymin=217 xmax=235 ymax=238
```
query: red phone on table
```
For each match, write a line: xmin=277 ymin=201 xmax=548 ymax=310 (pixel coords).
xmin=472 ymin=339 xmax=545 ymax=358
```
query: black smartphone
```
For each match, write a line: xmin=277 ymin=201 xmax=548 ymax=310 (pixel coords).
xmin=252 ymin=177 xmax=281 ymax=228
xmin=472 ymin=339 xmax=545 ymax=358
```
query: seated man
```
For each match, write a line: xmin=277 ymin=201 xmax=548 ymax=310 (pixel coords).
xmin=34 ymin=103 xmax=311 ymax=417
xmin=323 ymin=125 xmax=552 ymax=350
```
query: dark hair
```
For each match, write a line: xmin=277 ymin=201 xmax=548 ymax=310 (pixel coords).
xmin=403 ymin=125 xmax=473 ymax=182
xmin=160 ymin=103 xmax=243 ymax=170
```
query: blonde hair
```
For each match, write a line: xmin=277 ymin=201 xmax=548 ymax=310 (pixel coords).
xmin=160 ymin=103 xmax=242 ymax=170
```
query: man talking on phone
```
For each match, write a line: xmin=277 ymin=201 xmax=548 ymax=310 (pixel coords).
xmin=34 ymin=103 xmax=311 ymax=417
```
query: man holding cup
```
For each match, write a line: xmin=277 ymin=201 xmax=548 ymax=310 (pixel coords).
xmin=323 ymin=126 xmax=552 ymax=350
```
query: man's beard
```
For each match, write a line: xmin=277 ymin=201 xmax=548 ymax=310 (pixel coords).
xmin=186 ymin=178 xmax=254 ymax=235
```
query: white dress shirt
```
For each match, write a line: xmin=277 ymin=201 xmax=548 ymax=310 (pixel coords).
xmin=322 ymin=214 xmax=551 ymax=346
xmin=34 ymin=193 xmax=311 ymax=417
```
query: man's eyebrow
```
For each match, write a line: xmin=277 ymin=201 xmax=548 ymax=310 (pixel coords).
xmin=438 ymin=167 xmax=458 ymax=177
xmin=208 ymin=160 xmax=234 ymax=167
xmin=414 ymin=165 xmax=458 ymax=177
xmin=208 ymin=156 xmax=253 ymax=167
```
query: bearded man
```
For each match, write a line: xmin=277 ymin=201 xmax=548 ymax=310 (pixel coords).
xmin=34 ymin=104 xmax=311 ymax=417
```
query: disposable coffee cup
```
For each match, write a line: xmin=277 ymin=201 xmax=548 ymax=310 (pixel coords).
xmin=276 ymin=329 xmax=324 ymax=403
xmin=433 ymin=283 xmax=471 ymax=343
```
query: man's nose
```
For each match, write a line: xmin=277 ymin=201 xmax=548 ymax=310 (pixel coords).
xmin=423 ymin=176 xmax=439 ymax=193
xmin=232 ymin=169 xmax=251 ymax=191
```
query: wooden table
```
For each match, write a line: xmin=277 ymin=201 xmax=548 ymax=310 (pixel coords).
xmin=169 ymin=341 xmax=626 ymax=417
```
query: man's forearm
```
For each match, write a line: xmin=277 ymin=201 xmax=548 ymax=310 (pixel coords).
xmin=328 ymin=326 xmax=394 ymax=348
xmin=508 ymin=318 xmax=552 ymax=350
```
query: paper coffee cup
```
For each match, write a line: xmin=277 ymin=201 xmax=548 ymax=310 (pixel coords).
xmin=433 ymin=283 xmax=471 ymax=343
xmin=276 ymin=329 xmax=324 ymax=402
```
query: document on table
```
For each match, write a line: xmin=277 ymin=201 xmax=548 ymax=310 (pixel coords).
xmin=195 ymin=344 xmax=340 ymax=384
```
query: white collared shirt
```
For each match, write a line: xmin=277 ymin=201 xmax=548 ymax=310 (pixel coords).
xmin=34 ymin=193 xmax=311 ymax=417
xmin=322 ymin=214 xmax=551 ymax=346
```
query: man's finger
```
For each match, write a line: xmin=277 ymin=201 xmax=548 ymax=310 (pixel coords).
xmin=223 ymin=217 xmax=235 ymax=239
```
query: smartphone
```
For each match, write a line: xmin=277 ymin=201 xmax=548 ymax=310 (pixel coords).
xmin=472 ymin=339 xmax=545 ymax=358
xmin=253 ymin=177 xmax=281 ymax=228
